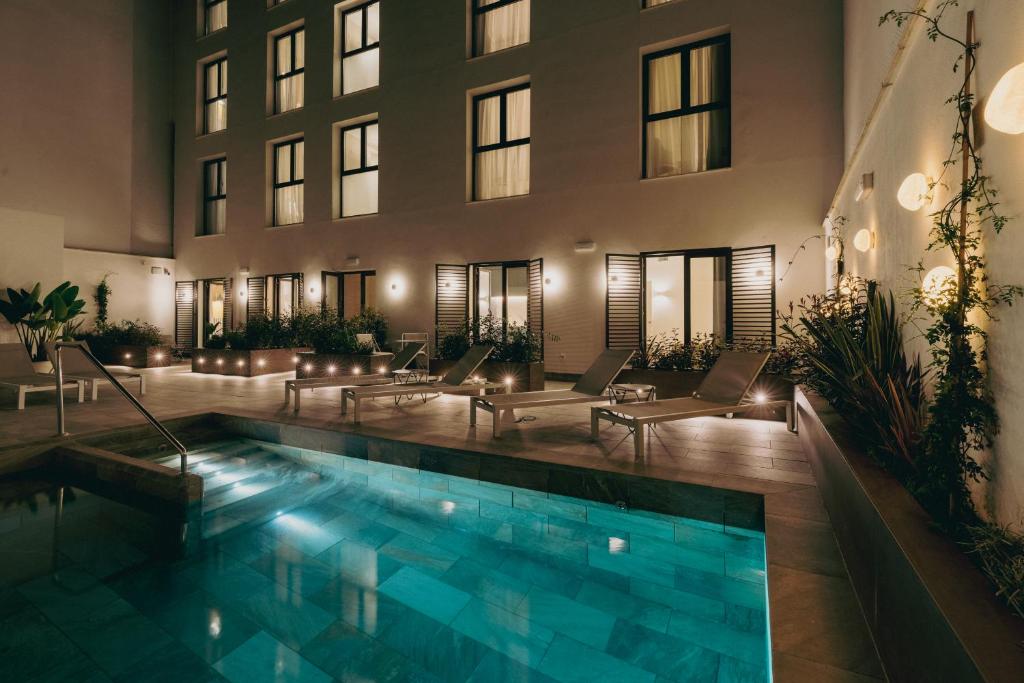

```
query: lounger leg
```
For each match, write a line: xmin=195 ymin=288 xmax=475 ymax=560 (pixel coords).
xmin=786 ymin=401 xmax=796 ymax=433
xmin=341 ymin=391 xmax=348 ymax=415
xmin=77 ymin=381 xmax=85 ymax=403
xmin=284 ymin=383 xmax=291 ymax=405
xmin=469 ymin=399 xmax=477 ymax=426
xmin=591 ymin=408 xmax=599 ymax=439
xmin=634 ymin=423 xmax=645 ymax=461
xmin=139 ymin=374 xmax=145 ymax=397
xmin=493 ymin=409 xmax=502 ymax=439
xmin=90 ymin=380 xmax=99 ymax=401
xmin=294 ymin=388 xmax=301 ymax=414
xmin=17 ymin=386 xmax=26 ymax=410
xmin=353 ymin=397 xmax=361 ymax=424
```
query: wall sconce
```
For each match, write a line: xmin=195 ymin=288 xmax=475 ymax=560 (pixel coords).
xmin=345 ymin=256 xmax=361 ymax=267
xmin=239 ymin=267 xmax=250 ymax=276
xmin=239 ymin=289 xmax=247 ymax=298
xmin=897 ymin=173 xmax=931 ymax=211
xmin=391 ymin=283 xmax=397 ymax=290
xmin=855 ymin=172 xmax=874 ymax=201
xmin=985 ymin=62 xmax=1024 ymax=134
xmin=853 ymin=229 xmax=875 ymax=252
xmin=574 ymin=240 xmax=596 ymax=253
xmin=308 ymin=281 xmax=320 ymax=300
xmin=922 ymin=265 xmax=956 ymax=305
xmin=825 ymin=245 xmax=838 ymax=260
xmin=544 ymin=277 xmax=552 ymax=286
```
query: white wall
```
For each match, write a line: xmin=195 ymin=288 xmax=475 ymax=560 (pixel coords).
xmin=834 ymin=1 xmax=1024 ymax=527
xmin=0 ymin=209 xmax=64 ymax=344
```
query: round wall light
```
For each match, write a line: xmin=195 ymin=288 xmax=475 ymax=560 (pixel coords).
xmin=922 ymin=265 xmax=956 ymax=305
xmin=825 ymin=245 xmax=838 ymax=261
xmin=897 ymin=173 xmax=931 ymax=211
xmin=853 ymin=229 xmax=874 ymax=252
xmin=985 ymin=63 xmax=1024 ymax=134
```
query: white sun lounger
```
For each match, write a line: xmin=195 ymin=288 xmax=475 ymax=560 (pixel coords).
xmin=45 ymin=341 xmax=145 ymax=401
xmin=469 ymin=348 xmax=635 ymax=438
xmin=0 ymin=342 xmax=84 ymax=410
xmin=591 ymin=350 xmax=795 ymax=460
xmin=341 ymin=344 xmax=507 ymax=424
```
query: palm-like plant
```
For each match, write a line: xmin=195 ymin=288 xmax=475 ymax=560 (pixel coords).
xmin=0 ymin=282 xmax=86 ymax=360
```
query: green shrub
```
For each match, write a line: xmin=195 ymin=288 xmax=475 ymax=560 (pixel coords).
xmin=225 ymin=314 xmax=292 ymax=350
xmin=87 ymin=319 xmax=164 ymax=347
xmin=436 ymin=321 xmax=471 ymax=361
xmin=308 ymin=312 xmax=360 ymax=354
xmin=350 ymin=307 xmax=388 ymax=349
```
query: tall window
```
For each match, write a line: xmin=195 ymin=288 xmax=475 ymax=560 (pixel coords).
xmin=203 ymin=0 xmax=227 ymax=35
xmin=340 ymin=1 xmax=380 ymax=95
xmin=643 ymin=35 xmax=730 ymax=178
xmin=323 ymin=271 xmax=377 ymax=317
xmin=202 ymin=158 xmax=226 ymax=235
xmin=472 ymin=84 xmax=530 ymax=201
xmin=265 ymin=274 xmax=301 ymax=319
xmin=273 ymin=138 xmax=304 ymax=226
xmin=472 ymin=0 xmax=529 ymax=57
xmin=274 ymin=27 xmax=305 ymax=114
xmin=643 ymin=250 xmax=728 ymax=341
xmin=203 ymin=57 xmax=227 ymax=134
xmin=340 ymin=120 xmax=379 ymax=217
xmin=472 ymin=262 xmax=528 ymax=326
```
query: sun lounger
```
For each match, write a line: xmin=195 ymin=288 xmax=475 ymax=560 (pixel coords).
xmin=284 ymin=341 xmax=425 ymax=413
xmin=45 ymin=341 xmax=144 ymax=401
xmin=0 ymin=342 xmax=84 ymax=410
xmin=469 ymin=348 xmax=635 ymax=438
xmin=590 ymin=350 xmax=795 ymax=460
xmin=341 ymin=344 xmax=507 ymax=423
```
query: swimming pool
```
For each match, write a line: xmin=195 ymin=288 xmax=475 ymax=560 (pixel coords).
xmin=0 ymin=436 xmax=770 ymax=682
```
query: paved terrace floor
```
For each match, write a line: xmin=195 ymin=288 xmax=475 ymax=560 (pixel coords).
xmin=0 ymin=364 xmax=885 ymax=682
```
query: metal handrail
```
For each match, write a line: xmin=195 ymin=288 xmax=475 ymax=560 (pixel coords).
xmin=54 ymin=341 xmax=188 ymax=474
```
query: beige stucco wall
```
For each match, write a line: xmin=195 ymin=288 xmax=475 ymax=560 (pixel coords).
xmin=833 ymin=1 xmax=1024 ymax=527
xmin=172 ymin=0 xmax=843 ymax=373
xmin=0 ymin=210 xmax=65 ymax=344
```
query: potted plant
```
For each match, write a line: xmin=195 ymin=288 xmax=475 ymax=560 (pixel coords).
xmin=294 ymin=308 xmax=395 ymax=379
xmin=82 ymin=319 xmax=172 ymax=368
xmin=431 ymin=315 xmax=546 ymax=392
xmin=0 ymin=281 xmax=87 ymax=369
xmin=192 ymin=312 xmax=309 ymax=377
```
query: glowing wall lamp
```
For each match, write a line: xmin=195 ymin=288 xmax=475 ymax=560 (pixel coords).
xmin=985 ymin=63 xmax=1024 ymax=134
xmin=897 ymin=173 xmax=931 ymax=211
xmin=853 ymin=229 xmax=875 ymax=252
xmin=825 ymin=245 xmax=838 ymax=261
xmin=922 ymin=265 xmax=956 ymax=305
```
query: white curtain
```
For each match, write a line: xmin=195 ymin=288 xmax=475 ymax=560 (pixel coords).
xmin=479 ymin=0 xmax=529 ymax=55
xmin=275 ymin=186 xmax=303 ymax=225
xmin=205 ymin=199 xmax=225 ymax=234
xmin=276 ymin=31 xmax=304 ymax=112
xmin=649 ymin=53 xmax=680 ymax=114
xmin=475 ymin=88 xmax=530 ymax=200
xmin=206 ymin=99 xmax=226 ymax=133
xmin=343 ymin=49 xmax=379 ymax=94
xmin=277 ymin=74 xmax=303 ymax=113
xmin=206 ymin=1 xmax=227 ymax=33
xmin=342 ymin=171 xmax=378 ymax=217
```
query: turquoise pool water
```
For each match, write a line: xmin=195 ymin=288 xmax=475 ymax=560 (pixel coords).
xmin=0 ymin=438 xmax=770 ymax=682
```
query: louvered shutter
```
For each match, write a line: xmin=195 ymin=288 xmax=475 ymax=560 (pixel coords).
xmin=222 ymin=277 xmax=233 ymax=330
xmin=247 ymin=276 xmax=265 ymax=321
xmin=606 ymin=254 xmax=642 ymax=350
xmin=528 ymin=258 xmax=544 ymax=358
xmin=175 ymin=281 xmax=196 ymax=350
xmin=729 ymin=245 xmax=776 ymax=344
xmin=435 ymin=264 xmax=468 ymax=334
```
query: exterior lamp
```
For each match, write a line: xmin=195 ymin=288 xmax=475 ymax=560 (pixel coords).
xmin=352 ymin=366 xmax=361 ymax=375
xmin=754 ymin=392 xmax=767 ymax=404
xmin=257 ymin=359 xmax=266 ymax=367
xmin=327 ymin=365 xmax=337 ymax=374
xmin=292 ymin=356 xmax=299 ymax=364
xmin=853 ymin=229 xmax=875 ymax=252
xmin=216 ymin=358 xmax=224 ymax=366
xmin=154 ymin=352 xmax=164 ymax=360
xmin=124 ymin=353 xmax=132 ymax=360
xmin=504 ymin=376 xmax=514 ymax=386
xmin=304 ymin=363 xmax=313 ymax=372
xmin=377 ymin=366 xmax=386 ymax=373
xmin=897 ymin=173 xmax=931 ymax=211
xmin=985 ymin=63 xmax=1024 ymax=134
xmin=825 ymin=245 xmax=838 ymax=261
xmin=922 ymin=266 xmax=956 ymax=306
xmin=236 ymin=360 xmax=244 ymax=368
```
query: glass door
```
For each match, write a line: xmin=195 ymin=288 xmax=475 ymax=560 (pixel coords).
xmin=643 ymin=248 xmax=729 ymax=342
xmin=322 ymin=270 xmax=377 ymax=318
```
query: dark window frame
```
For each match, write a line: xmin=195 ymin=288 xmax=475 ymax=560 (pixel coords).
xmin=339 ymin=119 xmax=379 ymax=217
xmin=203 ymin=0 xmax=227 ymax=35
xmin=265 ymin=272 xmax=302 ymax=320
xmin=201 ymin=277 xmax=229 ymax=345
xmin=272 ymin=137 xmax=304 ymax=226
xmin=641 ymin=34 xmax=731 ymax=179
xmin=341 ymin=1 xmax=380 ymax=60
xmin=470 ymin=259 xmax=529 ymax=340
xmin=203 ymin=57 xmax=227 ymax=134
xmin=471 ymin=82 xmax=530 ymax=201
xmin=640 ymin=247 xmax=732 ymax=343
xmin=471 ymin=0 xmax=528 ymax=57
xmin=321 ymin=270 xmax=377 ymax=317
xmin=273 ymin=26 xmax=305 ymax=114
xmin=202 ymin=157 xmax=227 ymax=235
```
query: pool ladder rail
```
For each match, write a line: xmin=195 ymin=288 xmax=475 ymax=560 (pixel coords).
xmin=52 ymin=340 xmax=188 ymax=475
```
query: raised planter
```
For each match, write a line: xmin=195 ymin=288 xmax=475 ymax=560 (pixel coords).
xmin=615 ymin=369 xmax=793 ymax=420
xmin=191 ymin=348 xmax=304 ymax=377
xmin=96 ymin=344 xmax=172 ymax=369
xmin=295 ymin=351 xmax=395 ymax=380
xmin=430 ymin=359 xmax=544 ymax=393
xmin=795 ymin=387 xmax=1024 ymax=683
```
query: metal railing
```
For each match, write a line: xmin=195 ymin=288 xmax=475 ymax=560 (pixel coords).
xmin=54 ymin=341 xmax=188 ymax=474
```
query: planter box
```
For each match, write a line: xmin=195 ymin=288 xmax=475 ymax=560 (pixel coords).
xmin=615 ymin=369 xmax=793 ymax=421
xmin=191 ymin=348 xmax=304 ymax=377
xmin=430 ymin=359 xmax=544 ymax=393
xmin=96 ymin=344 xmax=172 ymax=369
xmin=295 ymin=351 xmax=396 ymax=380
xmin=795 ymin=388 xmax=1024 ymax=683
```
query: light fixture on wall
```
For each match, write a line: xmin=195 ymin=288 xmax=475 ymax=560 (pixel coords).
xmin=574 ymin=240 xmax=596 ymax=253
xmin=239 ymin=289 xmax=247 ymax=299
xmin=897 ymin=173 xmax=931 ymax=211
xmin=985 ymin=62 xmax=1024 ymax=134
xmin=922 ymin=265 xmax=956 ymax=305
xmin=855 ymin=172 xmax=874 ymax=201
xmin=345 ymin=256 xmax=361 ymax=267
xmin=825 ymin=245 xmax=838 ymax=261
xmin=853 ymin=229 xmax=875 ymax=252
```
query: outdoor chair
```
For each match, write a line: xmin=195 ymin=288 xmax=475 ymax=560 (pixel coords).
xmin=0 ymin=342 xmax=84 ymax=410
xmin=469 ymin=348 xmax=636 ymax=438
xmin=284 ymin=341 xmax=425 ymax=413
xmin=44 ymin=341 xmax=145 ymax=401
xmin=590 ymin=350 xmax=795 ymax=460
xmin=341 ymin=344 xmax=508 ymax=424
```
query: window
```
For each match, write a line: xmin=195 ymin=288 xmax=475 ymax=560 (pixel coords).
xmin=199 ymin=278 xmax=232 ymax=346
xmin=323 ymin=271 xmax=377 ymax=317
xmin=340 ymin=1 xmax=380 ymax=95
xmin=273 ymin=138 xmax=304 ymax=226
xmin=643 ymin=35 xmax=730 ymax=178
xmin=203 ymin=0 xmax=227 ymax=35
xmin=274 ymin=27 xmax=305 ymax=114
xmin=340 ymin=120 xmax=379 ymax=217
xmin=643 ymin=0 xmax=678 ymax=7
xmin=472 ymin=84 xmax=530 ymax=200
xmin=644 ymin=250 xmax=728 ymax=341
xmin=202 ymin=57 xmax=227 ymax=133
xmin=202 ymin=158 xmax=226 ymax=235
xmin=473 ymin=262 xmax=528 ymax=326
xmin=264 ymin=273 xmax=302 ymax=318
xmin=472 ymin=0 xmax=529 ymax=57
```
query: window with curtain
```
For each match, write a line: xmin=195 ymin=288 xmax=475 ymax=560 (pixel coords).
xmin=274 ymin=27 xmax=305 ymax=114
xmin=340 ymin=120 xmax=379 ymax=217
xmin=273 ymin=138 xmax=304 ymax=226
xmin=341 ymin=0 xmax=380 ymax=95
xmin=203 ymin=57 xmax=227 ymax=134
xmin=643 ymin=0 xmax=678 ymax=7
xmin=202 ymin=158 xmax=226 ymax=235
xmin=643 ymin=35 xmax=730 ymax=178
xmin=203 ymin=0 xmax=227 ymax=35
xmin=265 ymin=274 xmax=301 ymax=319
xmin=473 ymin=0 xmax=529 ymax=56
xmin=472 ymin=84 xmax=530 ymax=201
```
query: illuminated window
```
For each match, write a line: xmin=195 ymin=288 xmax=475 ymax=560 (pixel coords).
xmin=272 ymin=138 xmax=304 ymax=226
xmin=473 ymin=0 xmax=529 ymax=57
xmin=340 ymin=1 xmax=379 ymax=95
xmin=202 ymin=57 xmax=227 ymax=133
xmin=472 ymin=84 xmax=530 ymax=200
xmin=323 ymin=271 xmax=377 ymax=317
xmin=340 ymin=120 xmax=379 ymax=217
xmin=202 ymin=0 xmax=227 ymax=35
xmin=201 ymin=158 xmax=226 ymax=235
xmin=273 ymin=27 xmax=305 ymax=113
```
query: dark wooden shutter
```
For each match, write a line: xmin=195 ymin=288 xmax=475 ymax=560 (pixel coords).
xmin=435 ymin=264 xmax=468 ymax=333
xmin=222 ymin=277 xmax=233 ymax=330
xmin=528 ymin=258 xmax=544 ymax=358
xmin=247 ymin=276 xmax=265 ymax=321
xmin=606 ymin=254 xmax=642 ymax=350
xmin=730 ymin=245 xmax=776 ymax=344
xmin=175 ymin=281 xmax=196 ymax=350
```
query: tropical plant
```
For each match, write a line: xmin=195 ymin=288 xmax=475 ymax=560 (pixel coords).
xmin=307 ymin=312 xmax=360 ymax=355
xmin=436 ymin=321 xmax=471 ymax=361
xmin=94 ymin=275 xmax=112 ymax=326
xmin=86 ymin=319 xmax=164 ymax=347
xmin=0 ymin=282 xmax=87 ymax=360
xmin=962 ymin=522 xmax=1024 ymax=619
xmin=349 ymin=307 xmax=388 ymax=349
